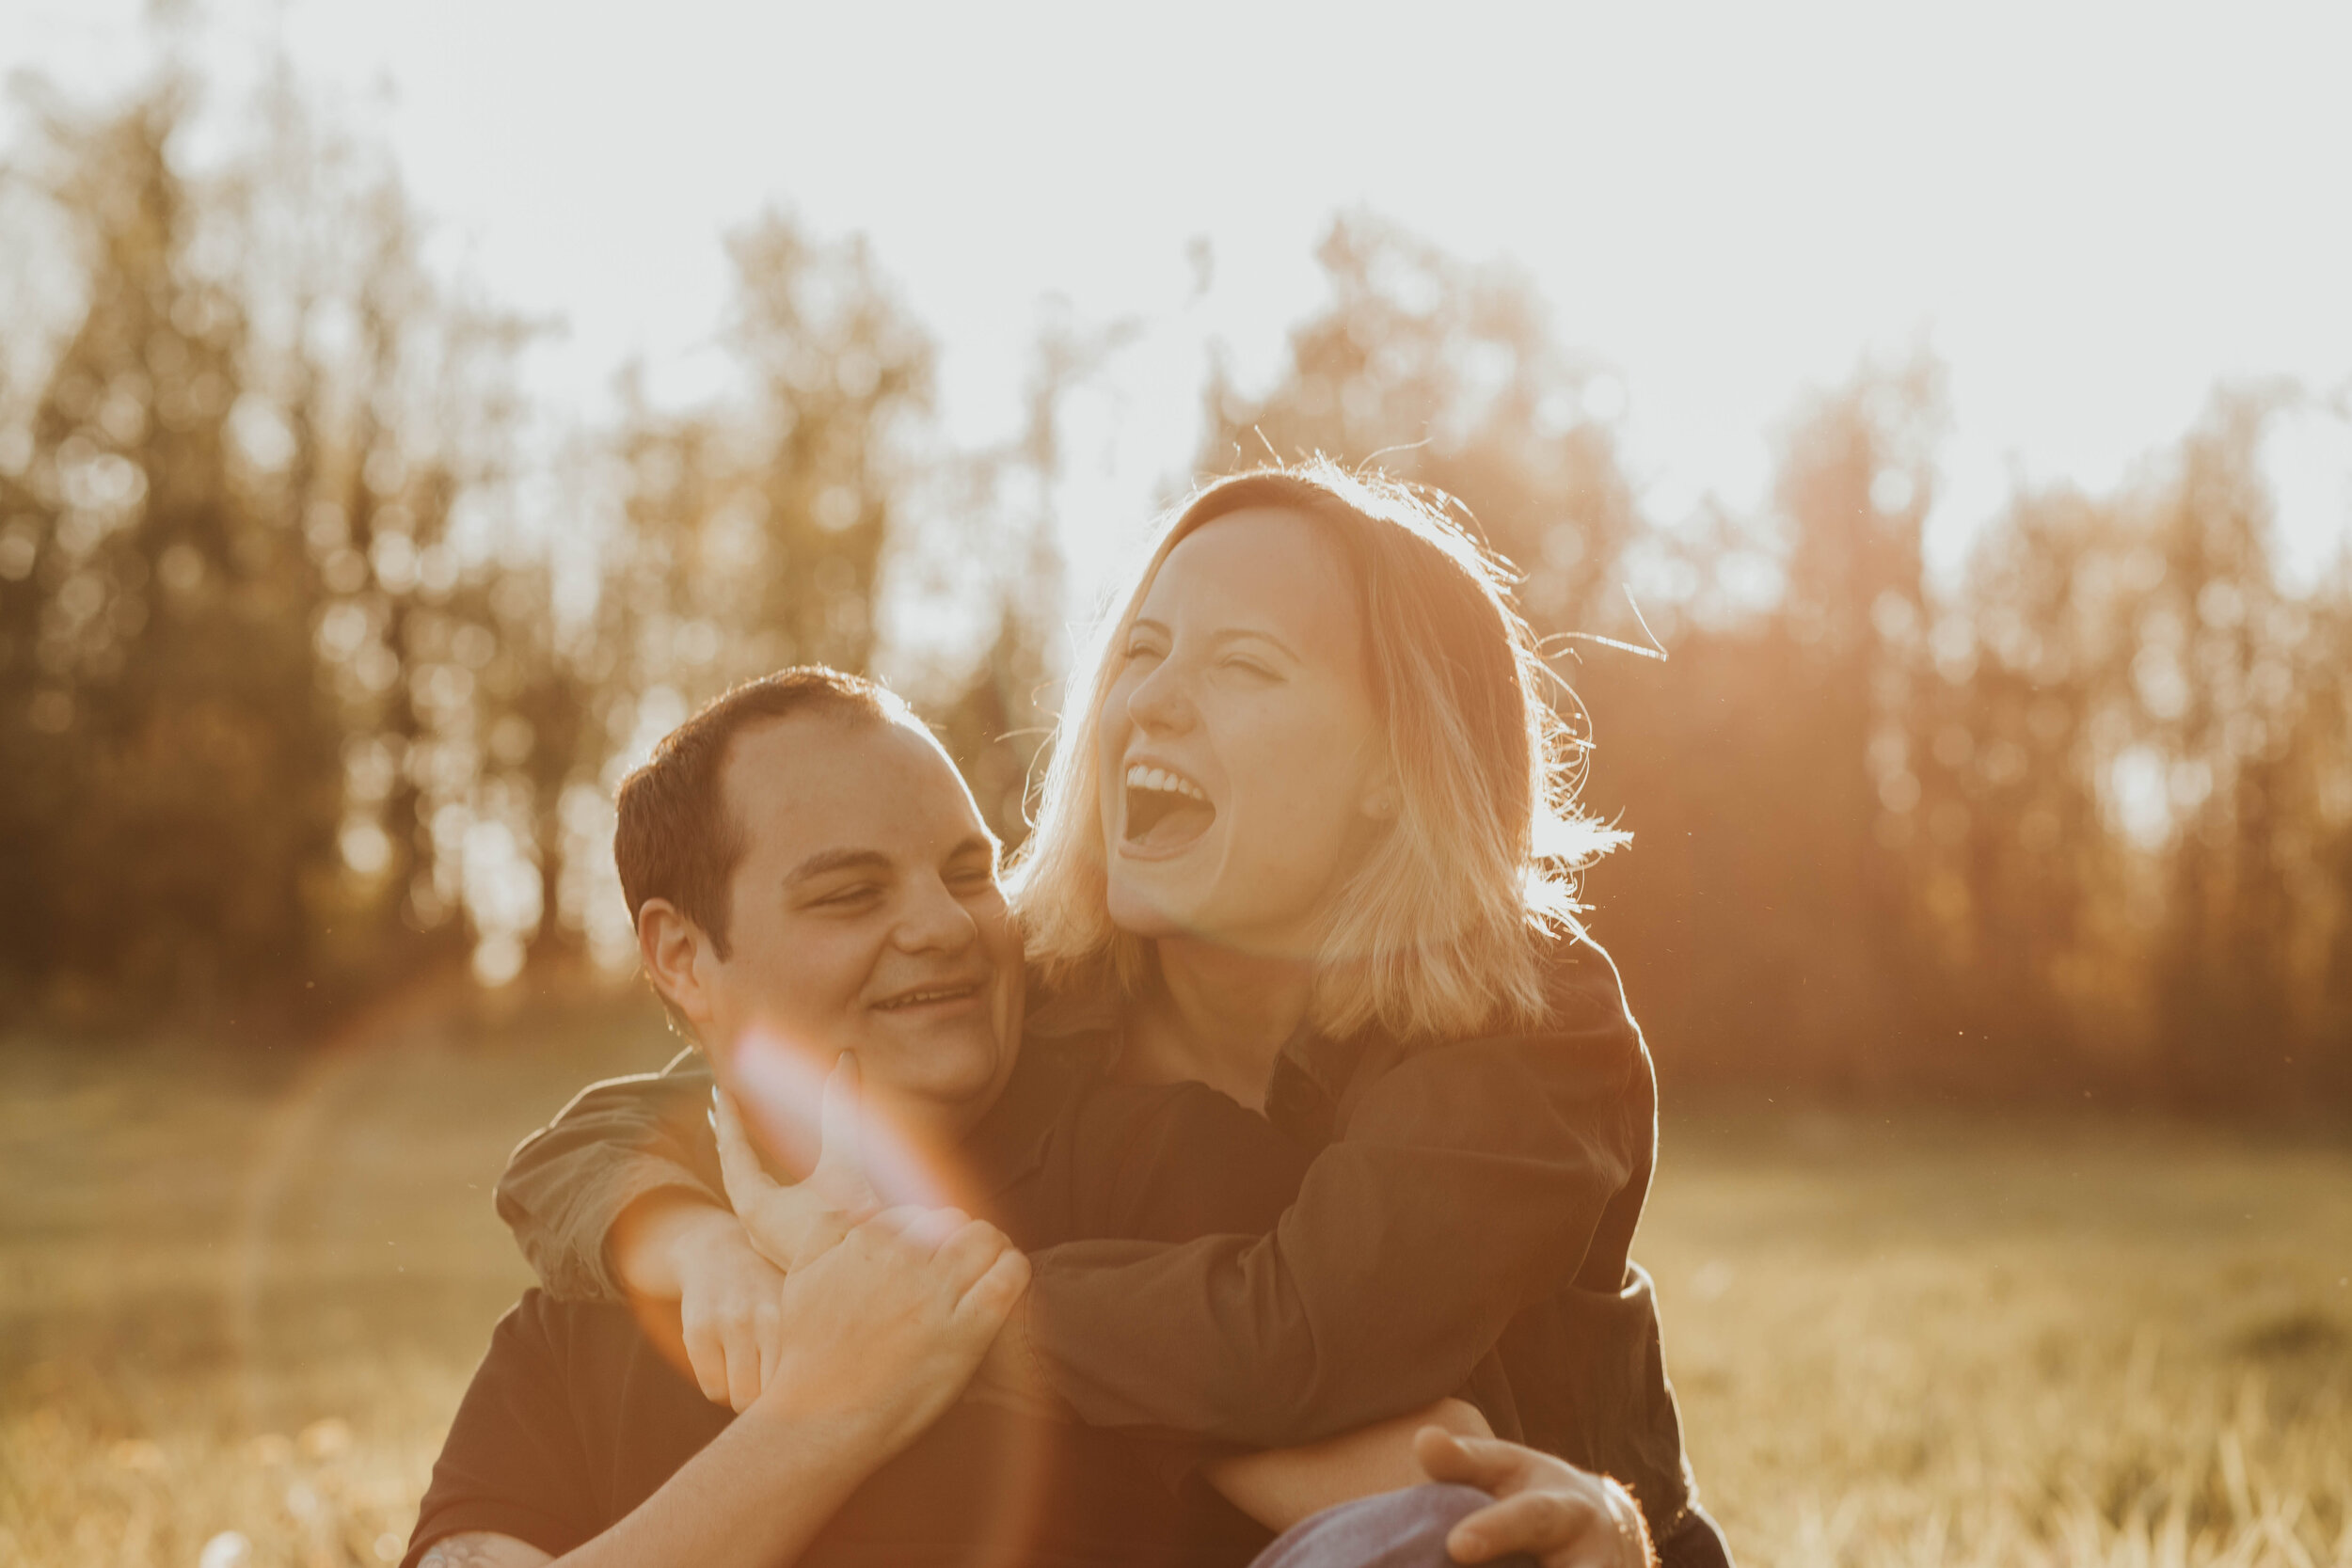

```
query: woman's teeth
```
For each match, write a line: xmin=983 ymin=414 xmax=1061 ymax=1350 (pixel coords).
xmin=1121 ymin=762 xmax=1216 ymax=847
xmin=1123 ymin=764 xmax=1208 ymax=802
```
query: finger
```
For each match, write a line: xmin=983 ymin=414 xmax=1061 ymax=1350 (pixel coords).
xmin=861 ymin=1204 xmax=931 ymax=1240
xmin=743 ymin=1199 xmax=836 ymax=1277
xmin=1402 ymin=1429 xmax=1515 ymax=1495
xmin=755 ymin=1296 xmax=786 ymax=1396
xmin=724 ymin=1321 xmax=762 ymax=1413
xmin=1413 ymin=1425 xmax=1526 ymax=1493
xmin=1448 ymin=1490 xmax=1613 ymax=1568
xmin=933 ymin=1218 xmax=1012 ymax=1292
xmin=712 ymin=1088 xmax=781 ymax=1211
xmin=1596 ymin=1483 xmax=1652 ymax=1568
xmin=682 ymin=1317 xmax=732 ymax=1407
xmin=894 ymin=1206 xmax=971 ymax=1257
xmin=952 ymin=1247 xmax=1031 ymax=1335
xmin=811 ymin=1053 xmax=872 ymax=1200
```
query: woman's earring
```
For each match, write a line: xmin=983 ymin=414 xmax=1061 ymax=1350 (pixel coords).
xmin=1367 ymin=789 xmax=1400 ymax=820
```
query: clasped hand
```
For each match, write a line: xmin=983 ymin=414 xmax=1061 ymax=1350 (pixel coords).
xmin=1415 ymin=1426 xmax=1656 ymax=1568
xmin=667 ymin=1054 xmax=1026 ymax=1431
xmin=711 ymin=1053 xmax=888 ymax=1276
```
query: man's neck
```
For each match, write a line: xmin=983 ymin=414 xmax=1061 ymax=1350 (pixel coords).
xmin=1123 ymin=938 xmax=1315 ymax=1113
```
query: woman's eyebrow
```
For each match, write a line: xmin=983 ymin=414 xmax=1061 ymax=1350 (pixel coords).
xmin=1131 ymin=615 xmax=1298 ymax=661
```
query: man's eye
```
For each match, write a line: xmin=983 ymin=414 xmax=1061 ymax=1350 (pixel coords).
xmin=818 ymin=885 xmax=880 ymax=908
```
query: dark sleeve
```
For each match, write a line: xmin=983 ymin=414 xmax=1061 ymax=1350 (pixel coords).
xmin=1019 ymin=978 xmax=1646 ymax=1448
xmin=402 ymin=1294 xmax=603 ymax=1567
xmin=495 ymin=1049 xmax=726 ymax=1302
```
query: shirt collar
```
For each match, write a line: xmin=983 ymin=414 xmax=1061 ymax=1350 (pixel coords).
xmin=1262 ymin=1024 xmax=1376 ymax=1148
xmin=956 ymin=1027 xmax=1103 ymax=1198
xmin=1024 ymin=972 xmax=1387 ymax=1149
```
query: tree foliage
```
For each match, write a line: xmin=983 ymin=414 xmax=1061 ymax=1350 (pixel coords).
xmin=3 ymin=86 xmax=2344 ymax=1110
xmin=0 ymin=81 xmax=1043 ymax=1025
xmin=1220 ymin=218 xmax=2350 ymax=1111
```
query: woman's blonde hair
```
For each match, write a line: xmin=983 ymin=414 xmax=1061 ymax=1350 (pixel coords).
xmin=1009 ymin=459 xmax=1626 ymax=1043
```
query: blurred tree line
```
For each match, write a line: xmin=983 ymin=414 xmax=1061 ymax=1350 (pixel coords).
xmin=1204 ymin=214 xmax=2351 ymax=1112
xmin=3 ymin=79 xmax=2345 ymax=1110
xmin=0 ymin=76 xmax=1058 ymax=1026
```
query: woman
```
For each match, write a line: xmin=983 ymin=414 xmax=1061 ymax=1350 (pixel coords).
xmin=498 ymin=462 xmax=1730 ymax=1565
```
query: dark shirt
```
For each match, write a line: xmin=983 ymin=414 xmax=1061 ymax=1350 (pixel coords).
xmin=415 ymin=1038 xmax=1297 ymax=1568
xmin=494 ymin=933 xmax=1703 ymax=1540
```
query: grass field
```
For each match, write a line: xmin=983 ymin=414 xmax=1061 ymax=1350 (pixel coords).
xmin=4 ymin=1002 xmax=2348 ymax=1568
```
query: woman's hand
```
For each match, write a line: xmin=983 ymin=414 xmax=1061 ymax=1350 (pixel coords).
xmin=712 ymin=1055 xmax=884 ymax=1275
xmin=750 ymin=1204 xmax=1032 ymax=1461
xmin=606 ymin=1192 xmax=789 ymax=1410
xmin=671 ymin=1215 xmax=792 ymax=1412
xmin=1412 ymin=1426 xmax=1655 ymax=1568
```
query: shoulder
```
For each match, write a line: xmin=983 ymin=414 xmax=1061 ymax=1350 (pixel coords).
xmin=490 ymin=1289 xmax=673 ymax=1392
xmin=657 ymin=1046 xmax=714 ymax=1082
xmin=1354 ymin=932 xmax=1646 ymax=1119
xmin=1534 ymin=928 xmax=1645 ymax=1051
xmin=537 ymin=1048 xmax=714 ymax=1126
xmin=1400 ymin=930 xmax=1642 ymax=1071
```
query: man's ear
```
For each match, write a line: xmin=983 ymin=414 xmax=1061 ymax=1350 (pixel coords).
xmin=637 ymin=899 xmax=720 ymax=1033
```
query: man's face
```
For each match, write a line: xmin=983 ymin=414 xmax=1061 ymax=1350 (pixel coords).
xmin=691 ymin=712 xmax=1024 ymax=1156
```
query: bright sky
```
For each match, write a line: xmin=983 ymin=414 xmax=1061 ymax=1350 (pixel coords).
xmin=8 ymin=0 xmax=2351 ymax=624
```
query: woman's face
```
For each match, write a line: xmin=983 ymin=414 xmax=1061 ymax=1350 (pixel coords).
xmin=1095 ymin=508 xmax=1390 ymax=957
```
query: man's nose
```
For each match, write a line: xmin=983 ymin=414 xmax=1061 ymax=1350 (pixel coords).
xmin=892 ymin=876 xmax=979 ymax=954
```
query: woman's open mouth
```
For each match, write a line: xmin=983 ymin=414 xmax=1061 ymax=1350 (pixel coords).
xmin=1120 ymin=762 xmax=1216 ymax=852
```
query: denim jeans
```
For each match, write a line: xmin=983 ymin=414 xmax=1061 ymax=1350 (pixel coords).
xmin=1249 ymin=1482 xmax=1735 ymax=1568
xmin=1249 ymin=1485 xmax=1539 ymax=1568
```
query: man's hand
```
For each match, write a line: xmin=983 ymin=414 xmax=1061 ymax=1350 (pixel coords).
xmin=1412 ymin=1426 xmax=1655 ymax=1568
xmin=751 ymin=1204 xmax=1032 ymax=1461
xmin=713 ymin=1055 xmax=883 ymax=1275
xmin=415 ymin=1208 xmax=1028 ymax=1568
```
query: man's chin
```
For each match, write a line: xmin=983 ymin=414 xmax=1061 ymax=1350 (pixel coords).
xmin=865 ymin=1024 xmax=1009 ymax=1106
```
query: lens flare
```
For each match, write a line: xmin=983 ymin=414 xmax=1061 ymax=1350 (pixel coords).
xmin=648 ymin=1022 xmax=1057 ymax=1568
xmin=723 ymin=1022 xmax=956 ymax=1210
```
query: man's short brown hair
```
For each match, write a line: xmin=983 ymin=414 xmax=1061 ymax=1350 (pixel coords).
xmin=614 ymin=667 xmax=915 ymax=958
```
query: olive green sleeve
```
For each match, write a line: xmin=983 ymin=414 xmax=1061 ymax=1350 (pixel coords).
xmin=493 ymin=1050 xmax=726 ymax=1301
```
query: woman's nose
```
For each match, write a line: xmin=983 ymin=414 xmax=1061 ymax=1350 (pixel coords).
xmin=1125 ymin=657 xmax=1195 ymax=736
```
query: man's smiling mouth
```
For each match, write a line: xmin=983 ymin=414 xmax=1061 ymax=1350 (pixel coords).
xmin=1122 ymin=762 xmax=1216 ymax=850
xmin=873 ymin=979 xmax=985 ymax=1011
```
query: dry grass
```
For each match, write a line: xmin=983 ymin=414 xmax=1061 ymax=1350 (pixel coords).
xmin=1643 ymin=1111 xmax=2352 ymax=1566
xmin=3 ymin=1012 xmax=2348 ymax=1567
xmin=0 ymin=999 xmax=666 ymax=1568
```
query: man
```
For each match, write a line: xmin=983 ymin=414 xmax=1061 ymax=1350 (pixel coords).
xmin=406 ymin=668 xmax=1651 ymax=1568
